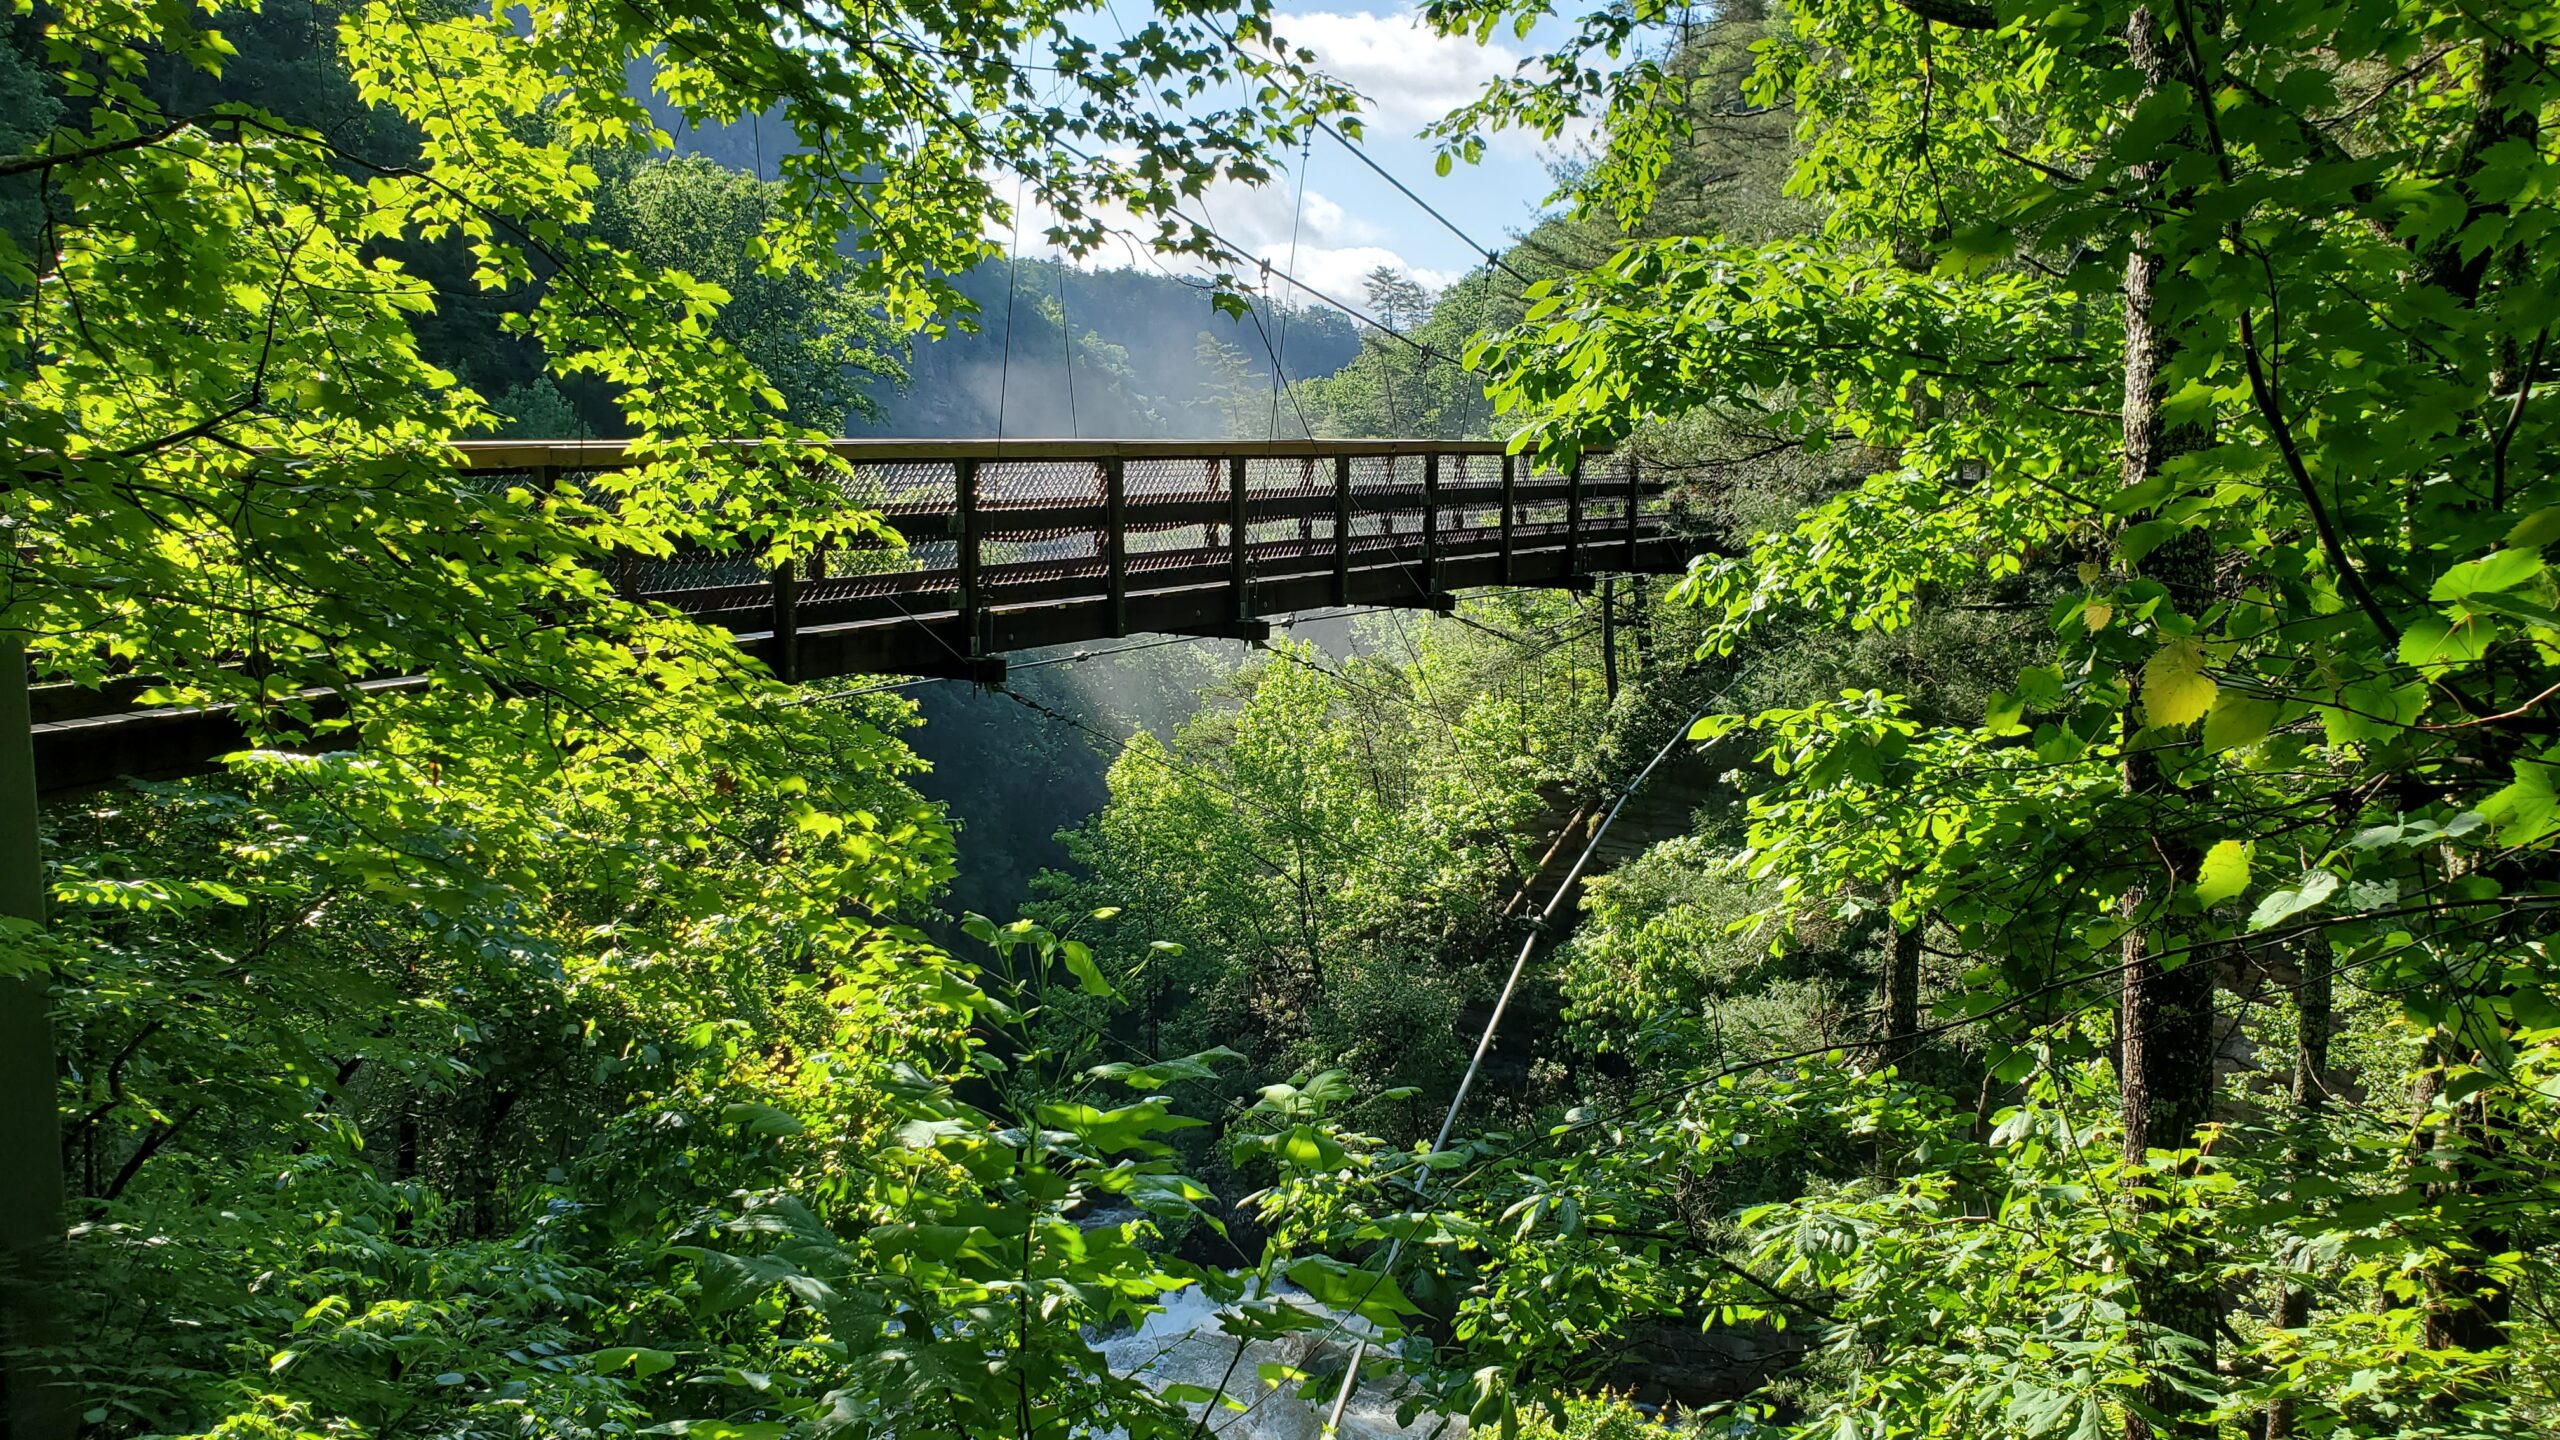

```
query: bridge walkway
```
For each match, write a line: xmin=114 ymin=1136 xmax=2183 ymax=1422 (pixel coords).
xmin=33 ymin=438 xmax=1702 ymax=792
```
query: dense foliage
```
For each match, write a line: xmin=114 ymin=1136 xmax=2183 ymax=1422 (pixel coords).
xmin=16 ymin=0 xmax=2560 ymax=1438
xmin=1308 ymin=1 xmax=2560 ymax=1436
xmin=0 ymin=0 xmax=1368 ymax=1435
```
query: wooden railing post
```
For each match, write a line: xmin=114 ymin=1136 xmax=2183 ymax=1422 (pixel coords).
xmin=1624 ymin=456 xmax=1643 ymax=570
xmin=1331 ymin=455 xmax=1352 ymax=607
xmin=1565 ymin=456 xmax=1584 ymax=578
xmin=1498 ymin=452 xmax=1515 ymax=584
xmin=1421 ymin=452 xmax=1441 ymax=597
xmin=771 ymin=557 xmax=801 ymax=683
xmin=1228 ymin=455 xmax=1250 ymax=620
xmin=955 ymin=458 xmax=981 ymax=655
xmin=1103 ymin=457 xmax=1127 ymax=638
xmin=1601 ymin=573 xmax=1618 ymax=701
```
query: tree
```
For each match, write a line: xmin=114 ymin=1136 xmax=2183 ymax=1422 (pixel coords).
xmin=1192 ymin=328 xmax=1271 ymax=438
xmin=1363 ymin=265 xmax=1432 ymax=333
xmin=1396 ymin=0 xmax=2560 ymax=1431
xmin=2 ymin=0 xmax=1359 ymax=1431
xmin=589 ymin=154 xmax=900 ymax=432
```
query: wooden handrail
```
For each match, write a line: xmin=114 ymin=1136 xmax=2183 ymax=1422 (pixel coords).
xmin=445 ymin=437 xmax=1603 ymax=469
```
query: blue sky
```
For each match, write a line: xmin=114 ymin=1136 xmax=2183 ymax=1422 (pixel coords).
xmin=1016 ymin=4 xmax=1579 ymax=314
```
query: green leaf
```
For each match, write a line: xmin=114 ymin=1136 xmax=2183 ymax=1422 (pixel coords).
xmin=2201 ymin=692 xmax=2280 ymax=752
xmin=2479 ymin=760 xmax=2559 ymax=843
xmin=720 ymin=1103 xmax=805 ymax=1138
xmin=2139 ymin=638 xmax=2217 ymax=728
xmin=1689 ymin=713 xmax=1743 ymax=742
xmin=2249 ymin=869 xmax=2341 ymax=931
xmin=1088 ymin=1046 xmax=1245 ymax=1088
xmin=1035 ymin=1099 xmax=1204 ymax=1155
xmin=2013 ymin=664 xmax=2066 ymax=708
xmin=2429 ymin=547 xmax=2545 ymax=601
xmin=1286 ymin=1255 xmax=1419 ymax=1325
xmin=2116 ymin=518 xmax=2184 ymax=565
xmin=1059 ymin=939 xmax=1113 ymax=997
xmin=2397 ymin=614 xmax=2489 ymax=669
xmin=2193 ymin=840 xmax=2250 ymax=908
xmin=2506 ymin=506 xmax=2560 ymax=549
xmin=2462 ymin=589 xmax=2560 ymax=628
xmin=595 ymin=1345 xmax=679 ymax=1380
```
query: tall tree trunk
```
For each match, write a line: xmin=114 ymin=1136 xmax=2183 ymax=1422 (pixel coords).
xmin=1880 ymin=875 xmax=1922 ymax=1069
xmin=0 ymin=638 xmax=72 ymax=1440
xmin=2423 ymin=1089 xmax=2513 ymax=1357
xmin=1629 ymin=577 xmax=1651 ymax=676
xmin=2263 ymin=946 xmax=2330 ymax=1440
xmin=2411 ymin=32 xmax=2539 ymax=1390
xmin=2119 ymin=8 xmax=2223 ymax=1434
xmin=2117 ymin=906 xmax=2221 ymax=1440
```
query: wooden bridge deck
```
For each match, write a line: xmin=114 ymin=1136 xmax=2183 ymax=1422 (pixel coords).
xmin=33 ymin=439 xmax=1701 ymax=792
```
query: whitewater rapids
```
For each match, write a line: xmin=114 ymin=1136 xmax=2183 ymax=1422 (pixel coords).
xmin=1096 ymin=1283 xmax=1463 ymax=1440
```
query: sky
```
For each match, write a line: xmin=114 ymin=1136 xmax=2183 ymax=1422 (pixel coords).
xmin=1012 ymin=4 xmax=1579 ymax=317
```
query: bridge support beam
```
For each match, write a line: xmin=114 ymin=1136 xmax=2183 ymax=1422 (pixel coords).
xmin=1172 ymin=619 xmax=1272 ymax=644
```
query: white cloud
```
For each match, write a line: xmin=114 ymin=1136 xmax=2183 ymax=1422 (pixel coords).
xmin=991 ymin=175 xmax=1447 ymax=322
xmin=1197 ymin=180 xmax=1386 ymax=255
xmin=1263 ymin=245 xmax=1456 ymax=309
xmin=1277 ymin=9 xmax=1519 ymax=131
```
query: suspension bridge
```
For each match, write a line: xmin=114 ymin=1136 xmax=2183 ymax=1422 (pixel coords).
xmin=31 ymin=438 xmax=1700 ymax=793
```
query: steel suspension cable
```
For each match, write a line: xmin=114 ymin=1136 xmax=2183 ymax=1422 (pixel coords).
xmin=1320 ymin=696 xmax=1723 ymax=1436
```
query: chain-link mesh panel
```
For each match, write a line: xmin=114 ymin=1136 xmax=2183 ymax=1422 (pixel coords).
xmin=830 ymin=459 xmax=957 ymax=514
xmin=1343 ymin=453 xmax=1421 ymax=501
xmin=1124 ymin=521 xmax=1221 ymax=576
xmin=1342 ymin=456 xmax=1417 ymax=566
xmin=625 ymin=550 xmax=769 ymax=598
xmin=1639 ymin=469 xmax=1676 ymax=527
xmin=981 ymin=526 xmax=1107 ymax=594
xmin=1245 ymin=455 xmax=1330 ymax=498
xmin=1583 ymin=491 xmax=1630 ymax=534
xmin=584 ymin=445 xmax=1656 ymax=619
xmin=825 ymin=537 xmax=957 ymax=601
xmin=1126 ymin=457 xmax=1227 ymax=501
xmin=978 ymin=459 xmax=1106 ymax=508
xmin=1245 ymin=515 xmax=1328 ymax=572
xmin=1437 ymin=452 xmax=1505 ymax=545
